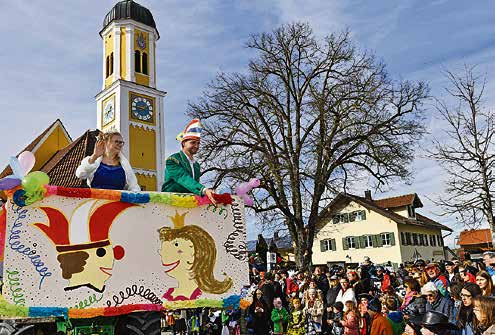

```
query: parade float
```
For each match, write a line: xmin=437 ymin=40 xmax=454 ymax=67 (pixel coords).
xmin=0 ymin=152 xmax=250 ymax=334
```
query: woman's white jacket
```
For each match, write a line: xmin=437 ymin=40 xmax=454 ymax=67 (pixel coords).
xmin=75 ymin=153 xmax=140 ymax=192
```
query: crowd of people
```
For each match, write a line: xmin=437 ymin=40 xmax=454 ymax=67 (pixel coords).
xmin=243 ymin=253 xmax=495 ymax=335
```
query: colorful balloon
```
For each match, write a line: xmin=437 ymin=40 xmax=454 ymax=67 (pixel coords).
xmin=235 ymin=178 xmax=260 ymax=206
xmin=18 ymin=151 xmax=35 ymax=175
xmin=29 ymin=171 xmax=50 ymax=186
xmin=9 ymin=156 xmax=24 ymax=179
xmin=0 ymin=176 xmax=21 ymax=190
xmin=22 ymin=174 xmax=41 ymax=193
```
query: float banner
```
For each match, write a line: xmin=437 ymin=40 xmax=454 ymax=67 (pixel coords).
xmin=1 ymin=190 xmax=248 ymax=316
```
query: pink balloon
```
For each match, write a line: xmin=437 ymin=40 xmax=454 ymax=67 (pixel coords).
xmin=18 ymin=151 xmax=35 ymax=175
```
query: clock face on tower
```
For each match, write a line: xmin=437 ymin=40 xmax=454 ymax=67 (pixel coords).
xmin=130 ymin=93 xmax=154 ymax=123
xmin=102 ymin=95 xmax=115 ymax=126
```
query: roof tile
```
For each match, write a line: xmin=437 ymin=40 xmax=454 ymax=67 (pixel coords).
xmin=373 ymin=193 xmax=423 ymax=209
xmin=42 ymin=130 xmax=100 ymax=188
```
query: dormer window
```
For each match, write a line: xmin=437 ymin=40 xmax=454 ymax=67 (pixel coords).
xmin=407 ymin=205 xmax=416 ymax=218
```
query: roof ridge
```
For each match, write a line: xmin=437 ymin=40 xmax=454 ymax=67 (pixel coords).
xmin=373 ymin=193 xmax=417 ymax=201
xmin=0 ymin=119 xmax=69 ymax=179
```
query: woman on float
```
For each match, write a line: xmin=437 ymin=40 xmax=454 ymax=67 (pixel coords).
xmin=76 ymin=131 xmax=140 ymax=191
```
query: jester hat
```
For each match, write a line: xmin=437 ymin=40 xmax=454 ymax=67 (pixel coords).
xmin=176 ymin=119 xmax=202 ymax=142
xmin=34 ymin=200 xmax=136 ymax=253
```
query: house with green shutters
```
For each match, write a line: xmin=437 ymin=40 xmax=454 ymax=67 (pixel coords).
xmin=312 ymin=191 xmax=453 ymax=267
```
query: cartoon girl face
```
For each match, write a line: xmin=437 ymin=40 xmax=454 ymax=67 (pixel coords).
xmin=160 ymin=237 xmax=195 ymax=275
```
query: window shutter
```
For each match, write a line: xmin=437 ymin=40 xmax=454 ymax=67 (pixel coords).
xmin=361 ymin=210 xmax=366 ymax=220
xmin=390 ymin=232 xmax=395 ymax=246
xmin=342 ymin=237 xmax=349 ymax=250
xmin=320 ymin=240 xmax=326 ymax=252
xmin=358 ymin=236 xmax=366 ymax=248
xmin=374 ymin=234 xmax=383 ymax=247
xmin=331 ymin=239 xmax=337 ymax=251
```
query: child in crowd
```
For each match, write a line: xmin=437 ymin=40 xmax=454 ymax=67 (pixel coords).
xmin=271 ymin=297 xmax=290 ymax=335
xmin=287 ymin=298 xmax=306 ymax=335
xmin=305 ymin=288 xmax=325 ymax=334
xmin=342 ymin=301 xmax=360 ymax=335
xmin=384 ymin=298 xmax=405 ymax=335
xmin=329 ymin=301 xmax=345 ymax=335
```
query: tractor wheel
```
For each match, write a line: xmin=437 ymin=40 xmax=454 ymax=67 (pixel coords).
xmin=115 ymin=311 xmax=160 ymax=335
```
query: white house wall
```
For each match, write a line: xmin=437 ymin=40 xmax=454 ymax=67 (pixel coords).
xmin=312 ymin=201 xmax=402 ymax=265
xmin=397 ymin=224 xmax=445 ymax=262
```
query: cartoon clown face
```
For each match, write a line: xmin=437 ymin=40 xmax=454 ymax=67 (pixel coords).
xmin=34 ymin=200 xmax=135 ymax=292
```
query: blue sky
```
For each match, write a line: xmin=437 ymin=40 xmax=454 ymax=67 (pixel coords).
xmin=1 ymin=0 xmax=494 ymax=246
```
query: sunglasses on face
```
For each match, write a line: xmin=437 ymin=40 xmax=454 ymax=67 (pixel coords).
xmin=425 ymin=294 xmax=435 ymax=297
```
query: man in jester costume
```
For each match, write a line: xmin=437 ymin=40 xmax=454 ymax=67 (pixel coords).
xmin=161 ymin=119 xmax=218 ymax=204
xmin=33 ymin=199 xmax=136 ymax=292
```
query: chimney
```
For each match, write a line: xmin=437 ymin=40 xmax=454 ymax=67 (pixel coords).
xmin=364 ymin=190 xmax=372 ymax=200
xmin=273 ymin=232 xmax=279 ymax=240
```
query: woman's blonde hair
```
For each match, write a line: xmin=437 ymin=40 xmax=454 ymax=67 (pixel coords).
xmin=159 ymin=225 xmax=233 ymax=294
xmin=97 ymin=130 xmax=122 ymax=142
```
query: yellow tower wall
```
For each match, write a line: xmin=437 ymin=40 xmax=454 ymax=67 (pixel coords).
xmin=120 ymin=27 xmax=127 ymax=80
xmin=136 ymin=174 xmax=157 ymax=191
xmin=104 ymin=32 xmax=115 ymax=88
xmin=128 ymin=125 xmax=156 ymax=170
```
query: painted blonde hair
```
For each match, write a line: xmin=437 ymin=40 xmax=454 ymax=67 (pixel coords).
xmin=159 ymin=225 xmax=233 ymax=294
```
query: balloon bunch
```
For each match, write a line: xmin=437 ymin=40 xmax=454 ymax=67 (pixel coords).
xmin=235 ymin=178 xmax=260 ymax=206
xmin=0 ymin=151 xmax=50 ymax=206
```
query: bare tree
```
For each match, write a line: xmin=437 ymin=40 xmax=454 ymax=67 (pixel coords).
xmin=189 ymin=23 xmax=428 ymax=268
xmin=429 ymin=65 xmax=495 ymax=233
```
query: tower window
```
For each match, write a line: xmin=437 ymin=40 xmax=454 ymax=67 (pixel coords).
xmin=135 ymin=50 xmax=141 ymax=73
xmin=142 ymin=52 xmax=148 ymax=75
xmin=110 ymin=52 xmax=114 ymax=76
xmin=106 ymin=56 xmax=110 ymax=78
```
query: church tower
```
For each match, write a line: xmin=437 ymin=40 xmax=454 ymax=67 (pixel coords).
xmin=95 ymin=0 xmax=166 ymax=191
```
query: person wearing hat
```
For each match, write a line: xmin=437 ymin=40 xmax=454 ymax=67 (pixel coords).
xmin=405 ymin=311 xmax=459 ymax=335
xmin=161 ymin=119 xmax=217 ymax=204
xmin=425 ymin=263 xmax=449 ymax=297
xmin=422 ymin=282 xmax=455 ymax=324
xmin=444 ymin=261 xmax=462 ymax=292
xmin=367 ymin=298 xmax=393 ymax=335
xmin=357 ymin=293 xmax=373 ymax=335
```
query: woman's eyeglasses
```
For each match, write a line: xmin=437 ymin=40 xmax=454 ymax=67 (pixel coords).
xmin=460 ymin=293 xmax=472 ymax=298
